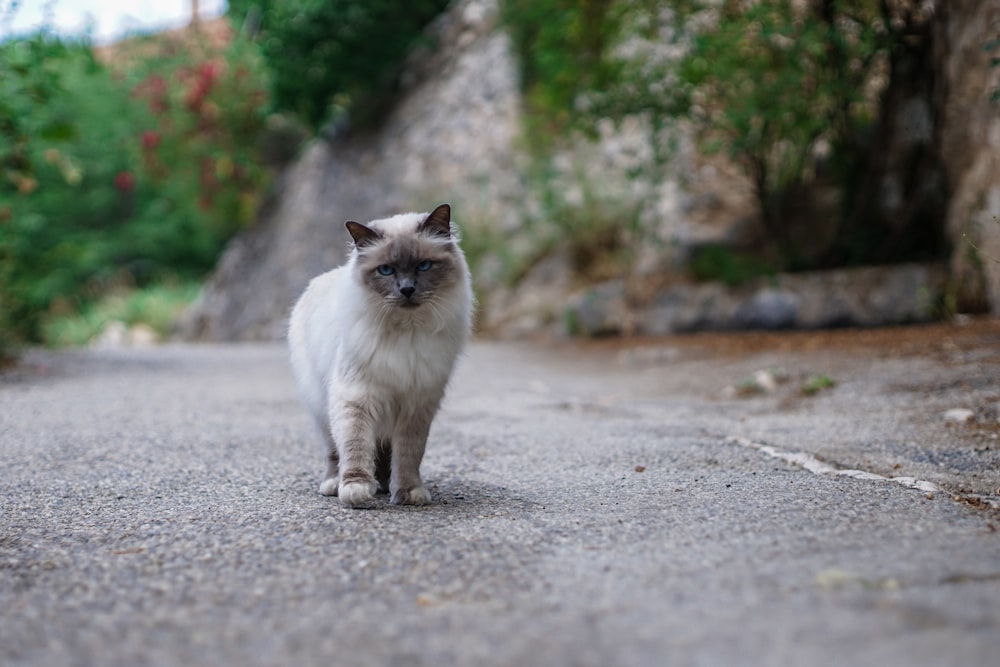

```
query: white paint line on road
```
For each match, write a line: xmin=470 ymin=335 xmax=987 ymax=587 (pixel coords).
xmin=726 ymin=435 xmax=942 ymax=494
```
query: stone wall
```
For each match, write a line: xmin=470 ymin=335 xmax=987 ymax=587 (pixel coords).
xmin=566 ymin=264 xmax=948 ymax=337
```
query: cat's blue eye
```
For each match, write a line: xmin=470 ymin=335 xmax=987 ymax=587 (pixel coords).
xmin=416 ymin=260 xmax=432 ymax=272
xmin=377 ymin=265 xmax=395 ymax=276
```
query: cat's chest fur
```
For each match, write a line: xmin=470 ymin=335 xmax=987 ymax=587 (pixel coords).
xmin=309 ymin=266 xmax=464 ymax=389
xmin=290 ymin=266 xmax=466 ymax=409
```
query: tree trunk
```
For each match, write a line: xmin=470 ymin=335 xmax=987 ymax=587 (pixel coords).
xmin=837 ymin=3 xmax=947 ymax=267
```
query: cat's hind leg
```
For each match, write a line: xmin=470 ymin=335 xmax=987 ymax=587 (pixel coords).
xmin=375 ymin=439 xmax=392 ymax=495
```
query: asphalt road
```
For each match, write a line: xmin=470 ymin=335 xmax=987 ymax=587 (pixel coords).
xmin=2 ymin=320 xmax=999 ymax=666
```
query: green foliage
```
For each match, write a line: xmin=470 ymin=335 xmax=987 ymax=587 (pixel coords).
xmin=801 ymin=374 xmax=835 ymax=396
xmin=120 ymin=30 xmax=271 ymax=258
xmin=501 ymin=0 xmax=889 ymax=266
xmin=0 ymin=34 xmax=76 ymax=193
xmin=664 ymin=2 xmax=882 ymax=238
xmin=41 ymin=282 xmax=200 ymax=347
xmin=0 ymin=28 xmax=270 ymax=356
xmin=228 ymin=0 xmax=450 ymax=129
xmin=539 ymin=171 xmax=644 ymax=282
xmin=0 ymin=34 xmax=74 ymax=360
xmin=689 ymin=245 xmax=777 ymax=287
xmin=500 ymin=0 xmax=625 ymax=147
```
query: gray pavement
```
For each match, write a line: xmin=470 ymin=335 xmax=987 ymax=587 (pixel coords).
xmin=2 ymin=321 xmax=999 ymax=666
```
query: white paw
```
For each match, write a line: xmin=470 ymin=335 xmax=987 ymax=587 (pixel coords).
xmin=318 ymin=478 xmax=339 ymax=496
xmin=391 ymin=485 xmax=432 ymax=506
xmin=339 ymin=480 xmax=377 ymax=508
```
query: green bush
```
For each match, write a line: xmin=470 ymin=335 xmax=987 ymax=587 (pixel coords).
xmin=1 ymin=35 xmax=70 ymax=360
xmin=1 ymin=36 xmax=135 ymax=356
xmin=0 ymin=29 xmax=270 ymax=357
xmin=500 ymin=0 xmax=623 ymax=149
xmin=659 ymin=1 xmax=882 ymax=254
xmin=228 ymin=0 xmax=450 ymax=129
xmin=501 ymin=0 xmax=889 ymax=267
xmin=41 ymin=282 xmax=201 ymax=347
xmin=689 ymin=245 xmax=777 ymax=287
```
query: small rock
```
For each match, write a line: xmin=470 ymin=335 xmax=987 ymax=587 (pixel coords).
xmin=129 ymin=323 xmax=159 ymax=347
xmin=733 ymin=289 xmax=798 ymax=329
xmin=943 ymin=408 xmax=974 ymax=423
xmin=752 ymin=369 xmax=779 ymax=393
xmin=814 ymin=568 xmax=853 ymax=590
xmin=92 ymin=321 xmax=128 ymax=348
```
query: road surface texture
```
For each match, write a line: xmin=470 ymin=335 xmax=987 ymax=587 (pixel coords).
xmin=2 ymin=319 xmax=998 ymax=666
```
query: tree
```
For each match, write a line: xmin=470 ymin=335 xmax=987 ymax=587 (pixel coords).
xmin=228 ymin=0 xmax=451 ymax=130
xmin=502 ymin=0 xmax=949 ymax=270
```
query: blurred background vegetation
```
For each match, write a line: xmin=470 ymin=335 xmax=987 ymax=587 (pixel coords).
xmin=227 ymin=0 xmax=451 ymax=129
xmin=0 ymin=9 xmax=271 ymax=360
xmin=0 ymin=0 xmax=463 ymax=361
xmin=503 ymin=0 xmax=947 ymax=269
xmin=0 ymin=0 xmax=988 ymax=360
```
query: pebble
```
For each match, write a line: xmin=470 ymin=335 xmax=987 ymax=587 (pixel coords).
xmin=943 ymin=408 xmax=974 ymax=423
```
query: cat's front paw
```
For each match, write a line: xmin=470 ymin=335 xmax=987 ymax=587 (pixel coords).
xmin=318 ymin=477 xmax=339 ymax=496
xmin=391 ymin=485 xmax=432 ymax=506
xmin=339 ymin=480 xmax=377 ymax=508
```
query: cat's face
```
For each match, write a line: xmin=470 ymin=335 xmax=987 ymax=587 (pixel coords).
xmin=347 ymin=204 xmax=463 ymax=311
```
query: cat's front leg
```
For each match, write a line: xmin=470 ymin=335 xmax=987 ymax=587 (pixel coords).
xmin=330 ymin=398 xmax=378 ymax=508
xmin=318 ymin=443 xmax=340 ymax=496
xmin=389 ymin=408 xmax=435 ymax=506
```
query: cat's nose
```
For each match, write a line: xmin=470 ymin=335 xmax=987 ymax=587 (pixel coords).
xmin=400 ymin=285 xmax=415 ymax=298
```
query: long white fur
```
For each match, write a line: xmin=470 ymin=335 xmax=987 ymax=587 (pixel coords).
xmin=287 ymin=211 xmax=474 ymax=502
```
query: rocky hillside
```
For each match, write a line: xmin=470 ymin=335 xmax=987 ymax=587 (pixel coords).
xmin=180 ymin=0 xmax=523 ymax=340
xmin=179 ymin=0 xmax=1000 ymax=341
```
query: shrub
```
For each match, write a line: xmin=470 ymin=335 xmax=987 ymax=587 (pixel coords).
xmin=228 ymin=0 xmax=451 ymax=129
xmin=0 ymin=27 xmax=271 ymax=354
xmin=41 ymin=282 xmax=200 ymax=347
xmin=500 ymin=0 xmax=623 ymax=149
xmin=1 ymin=34 xmax=77 ymax=360
xmin=501 ymin=0 xmax=891 ymax=268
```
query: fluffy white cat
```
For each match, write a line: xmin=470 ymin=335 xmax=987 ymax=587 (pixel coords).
xmin=288 ymin=204 xmax=474 ymax=507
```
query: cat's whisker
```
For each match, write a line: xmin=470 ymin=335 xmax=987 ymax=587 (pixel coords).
xmin=425 ymin=300 xmax=446 ymax=333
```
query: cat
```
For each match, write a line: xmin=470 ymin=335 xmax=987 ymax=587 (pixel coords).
xmin=288 ymin=203 xmax=474 ymax=508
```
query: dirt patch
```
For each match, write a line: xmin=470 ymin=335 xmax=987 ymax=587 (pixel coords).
xmin=565 ymin=316 xmax=1000 ymax=362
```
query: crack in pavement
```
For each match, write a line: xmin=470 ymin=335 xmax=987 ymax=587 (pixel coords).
xmin=726 ymin=435 xmax=1000 ymax=511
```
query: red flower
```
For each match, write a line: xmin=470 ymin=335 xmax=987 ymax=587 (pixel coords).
xmin=114 ymin=171 xmax=135 ymax=192
xmin=199 ymin=61 xmax=220 ymax=83
xmin=184 ymin=61 xmax=223 ymax=112
xmin=133 ymin=74 xmax=169 ymax=114
xmin=185 ymin=81 xmax=208 ymax=111
xmin=141 ymin=130 xmax=160 ymax=150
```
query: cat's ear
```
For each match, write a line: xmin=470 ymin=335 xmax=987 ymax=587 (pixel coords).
xmin=419 ymin=203 xmax=451 ymax=239
xmin=345 ymin=221 xmax=382 ymax=248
